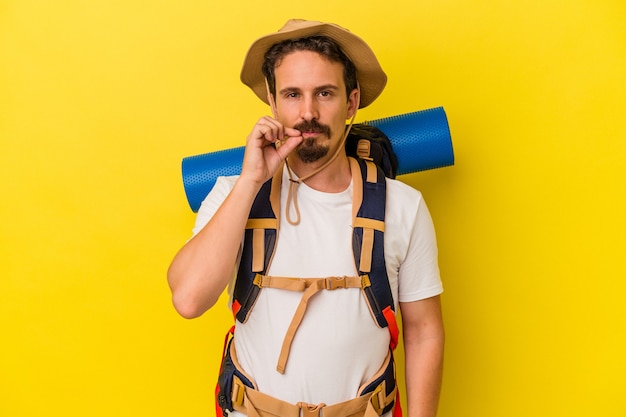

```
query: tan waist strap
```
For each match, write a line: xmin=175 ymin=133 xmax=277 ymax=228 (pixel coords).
xmin=256 ymin=275 xmax=365 ymax=374
xmin=231 ymin=375 xmax=395 ymax=417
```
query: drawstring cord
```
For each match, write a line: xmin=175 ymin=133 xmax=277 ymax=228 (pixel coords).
xmin=265 ymin=78 xmax=359 ymax=225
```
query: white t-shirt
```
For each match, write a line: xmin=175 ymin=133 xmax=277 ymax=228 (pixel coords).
xmin=192 ymin=166 xmax=442 ymax=415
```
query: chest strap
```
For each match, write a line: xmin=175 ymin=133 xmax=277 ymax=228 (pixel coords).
xmin=255 ymin=274 xmax=365 ymax=374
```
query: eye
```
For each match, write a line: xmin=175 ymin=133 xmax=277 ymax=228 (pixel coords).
xmin=317 ymin=90 xmax=335 ymax=100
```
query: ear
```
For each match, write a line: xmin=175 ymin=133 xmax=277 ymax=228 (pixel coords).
xmin=346 ymin=88 xmax=360 ymax=119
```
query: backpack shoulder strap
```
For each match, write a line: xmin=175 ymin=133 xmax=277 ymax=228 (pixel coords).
xmin=349 ymin=157 xmax=398 ymax=349
xmin=232 ymin=167 xmax=282 ymax=323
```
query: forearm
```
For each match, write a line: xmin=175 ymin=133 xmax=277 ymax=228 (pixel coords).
xmin=167 ymin=177 xmax=261 ymax=318
xmin=401 ymin=297 xmax=445 ymax=417
xmin=404 ymin=332 xmax=444 ymax=417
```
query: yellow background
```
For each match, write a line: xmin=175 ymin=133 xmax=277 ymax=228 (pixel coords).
xmin=1 ymin=0 xmax=625 ymax=416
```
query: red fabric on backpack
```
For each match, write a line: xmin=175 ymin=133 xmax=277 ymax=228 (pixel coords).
xmin=215 ymin=326 xmax=235 ymax=417
xmin=382 ymin=306 xmax=399 ymax=350
xmin=393 ymin=389 xmax=403 ymax=417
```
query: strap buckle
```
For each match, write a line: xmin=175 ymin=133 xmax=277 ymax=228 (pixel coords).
xmin=356 ymin=139 xmax=373 ymax=161
xmin=253 ymin=273 xmax=263 ymax=287
xmin=324 ymin=276 xmax=347 ymax=290
xmin=369 ymin=381 xmax=387 ymax=415
xmin=232 ymin=377 xmax=246 ymax=407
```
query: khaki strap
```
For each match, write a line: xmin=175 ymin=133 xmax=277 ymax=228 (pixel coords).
xmin=246 ymin=219 xmax=279 ymax=273
xmin=259 ymin=275 xmax=362 ymax=291
xmin=231 ymin=375 xmax=392 ymax=417
xmin=246 ymin=218 xmax=278 ymax=229
xmin=263 ymin=276 xmax=362 ymax=374
xmin=299 ymin=402 xmax=327 ymax=417
xmin=252 ymin=273 xmax=364 ymax=375
xmin=251 ymin=229 xmax=265 ymax=272
xmin=348 ymin=158 xmax=382 ymax=273
xmin=356 ymin=219 xmax=385 ymax=274
xmin=233 ymin=381 xmax=299 ymax=417
xmin=245 ymin=168 xmax=282 ymax=275
xmin=359 ymin=160 xmax=380 ymax=272
xmin=357 ymin=352 xmax=397 ymax=414
xmin=365 ymin=160 xmax=377 ymax=184
xmin=360 ymin=228 xmax=375 ymax=273
xmin=353 ymin=218 xmax=385 ymax=232
xmin=350 ymin=157 xmax=363 ymax=220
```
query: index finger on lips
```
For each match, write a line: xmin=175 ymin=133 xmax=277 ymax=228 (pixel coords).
xmin=284 ymin=126 xmax=302 ymax=138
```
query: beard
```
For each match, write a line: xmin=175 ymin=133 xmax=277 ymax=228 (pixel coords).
xmin=297 ymin=138 xmax=329 ymax=163
xmin=293 ymin=120 xmax=332 ymax=163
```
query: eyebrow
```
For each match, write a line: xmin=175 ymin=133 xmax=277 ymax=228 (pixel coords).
xmin=278 ymin=84 xmax=340 ymax=95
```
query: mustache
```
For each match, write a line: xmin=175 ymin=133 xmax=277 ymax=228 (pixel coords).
xmin=293 ymin=120 xmax=331 ymax=137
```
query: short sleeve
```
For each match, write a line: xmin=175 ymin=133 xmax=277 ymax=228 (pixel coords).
xmin=191 ymin=175 xmax=239 ymax=237
xmin=397 ymin=196 xmax=443 ymax=302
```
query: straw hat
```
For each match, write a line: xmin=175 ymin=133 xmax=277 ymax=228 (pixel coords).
xmin=240 ymin=19 xmax=387 ymax=109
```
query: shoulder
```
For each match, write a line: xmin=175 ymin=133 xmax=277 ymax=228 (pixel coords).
xmin=191 ymin=175 xmax=239 ymax=236
xmin=384 ymin=178 xmax=425 ymax=209
xmin=204 ymin=175 xmax=239 ymax=203
xmin=213 ymin=175 xmax=239 ymax=193
xmin=383 ymin=178 xmax=435 ymax=238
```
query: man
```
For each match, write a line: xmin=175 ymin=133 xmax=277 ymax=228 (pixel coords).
xmin=168 ymin=19 xmax=444 ymax=417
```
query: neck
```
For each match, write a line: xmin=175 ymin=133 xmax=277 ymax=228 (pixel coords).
xmin=287 ymin=152 xmax=352 ymax=193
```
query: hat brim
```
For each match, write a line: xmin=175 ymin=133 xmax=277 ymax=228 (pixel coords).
xmin=240 ymin=20 xmax=386 ymax=109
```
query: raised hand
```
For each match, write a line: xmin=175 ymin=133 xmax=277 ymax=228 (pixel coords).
xmin=240 ymin=116 xmax=303 ymax=186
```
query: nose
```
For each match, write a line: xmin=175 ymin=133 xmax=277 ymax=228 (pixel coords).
xmin=300 ymin=95 xmax=319 ymax=121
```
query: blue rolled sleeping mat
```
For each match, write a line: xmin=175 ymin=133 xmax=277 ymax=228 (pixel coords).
xmin=182 ymin=106 xmax=454 ymax=212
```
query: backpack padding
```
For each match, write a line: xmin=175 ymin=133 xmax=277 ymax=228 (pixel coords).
xmin=351 ymin=158 xmax=395 ymax=329
xmin=233 ymin=178 xmax=277 ymax=323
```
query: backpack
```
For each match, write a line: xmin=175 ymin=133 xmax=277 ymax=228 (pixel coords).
xmin=346 ymin=123 xmax=399 ymax=179
xmin=217 ymin=124 xmax=403 ymax=417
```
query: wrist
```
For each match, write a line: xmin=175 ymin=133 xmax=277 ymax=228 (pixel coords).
xmin=233 ymin=173 xmax=266 ymax=196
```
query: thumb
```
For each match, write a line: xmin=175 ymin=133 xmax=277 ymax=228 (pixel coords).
xmin=276 ymin=134 xmax=302 ymax=160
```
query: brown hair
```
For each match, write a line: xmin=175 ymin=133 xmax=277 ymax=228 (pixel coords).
xmin=262 ymin=35 xmax=358 ymax=100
